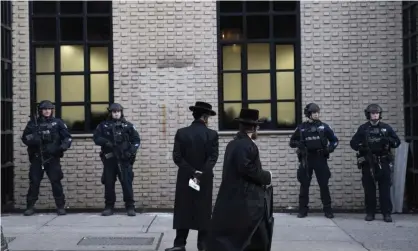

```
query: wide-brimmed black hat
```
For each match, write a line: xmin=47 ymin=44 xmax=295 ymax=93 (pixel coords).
xmin=234 ymin=108 xmax=263 ymax=125
xmin=189 ymin=101 xmax=216 ymax=116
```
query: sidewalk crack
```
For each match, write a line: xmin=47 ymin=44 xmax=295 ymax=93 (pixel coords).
xmin=146 ymin=214 xmax=158 ymax=233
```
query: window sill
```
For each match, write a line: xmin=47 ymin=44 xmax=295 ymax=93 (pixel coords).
xmin=71 ymin=130 xmax=295 ymax=139
xmin=72 ymin=133 xmax=94 ymax=138
xmin=218 ymin=130 xmax=294 ymax=136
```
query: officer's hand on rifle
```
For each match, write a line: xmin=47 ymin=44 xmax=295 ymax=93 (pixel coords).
xmin=358 ymin=143 xmax=368 ymax=152
xmin=104 ymin=141 xmax=113 ymax=148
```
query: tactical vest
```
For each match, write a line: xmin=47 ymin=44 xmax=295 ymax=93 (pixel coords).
xmin=38 ymin=119 xmax=60 ymax=145
xmin=301 ymin=123 xmax=327 ymax=151
xmin=366 ymin=125 xmax=387 ymax=154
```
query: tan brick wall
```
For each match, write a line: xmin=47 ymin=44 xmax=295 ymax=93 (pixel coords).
xmin=12 ymin=1 xmax=404 ymax=211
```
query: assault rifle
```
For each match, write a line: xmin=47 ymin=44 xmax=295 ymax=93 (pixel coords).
xmin=112 ymin=121 xmax=132 ymax=182
xmin=357 ymin=126 xmax=380 ymax=183
xmin=31 ymin=113 xmax=46 ymax=170
xmin=297 ymin=128 xmax=309 ymax=179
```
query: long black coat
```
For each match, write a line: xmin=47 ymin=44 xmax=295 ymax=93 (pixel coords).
xmin=172 ymin=120 xmax=219 ymax=230
xmin=208 ymin=132 xmax=272 ymax=251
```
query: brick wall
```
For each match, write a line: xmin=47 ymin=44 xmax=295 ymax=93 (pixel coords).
xmin=12 ymin=1 xmax=404 ymax=211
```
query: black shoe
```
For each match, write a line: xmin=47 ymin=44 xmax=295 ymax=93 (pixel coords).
xmin=126 ymin=207 xmax=136 ymax=217
xmin=297 ymin=211 xmax=307 ymax=218
xmin=324 ymin=211 xmax=334 ymax=219
xmin=165 ymin=247 xmax=186 ymax=251
xmin=383 ymin=214 xmax=392 ymax=223
xmin=197 ymin=242 xmax=206 ymax=251
xmin=56 ymin=207 xmax=67 ymax=215
xmin=23 ymin=207 xmax=35 ymax=216
xmin=101 ymin=207 xmax=114 ymax=216
xmin=365 ymin=214 xmax=375 ymax=221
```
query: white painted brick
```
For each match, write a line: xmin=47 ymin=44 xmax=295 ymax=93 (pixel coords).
xmin=12 ymin=1 xmax=403 ymax=211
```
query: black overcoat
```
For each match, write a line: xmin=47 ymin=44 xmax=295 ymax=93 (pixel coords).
xmin=172 ymin=120 xmax=219 ymax=230
xmin=207 ymin=132 xmax=272 ymax=251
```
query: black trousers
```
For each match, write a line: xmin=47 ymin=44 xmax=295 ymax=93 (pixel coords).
xmin=174 ymin=229 xmax=207 ymax=247
xmin=297 ymin=154 xmax=332 ymax=212
xmin=361 ymin=160 xmax=392 ymax=215
xmin=101 ymin=157 xmax=134 ymax=208
xmin=26 ymin=156 xmax=65 ymax=208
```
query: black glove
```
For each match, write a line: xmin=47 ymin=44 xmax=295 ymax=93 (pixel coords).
xmin=358 ymin=143 xmax=368 ymax=152
xmin=104 ymin=141 xmax=113 ymax=148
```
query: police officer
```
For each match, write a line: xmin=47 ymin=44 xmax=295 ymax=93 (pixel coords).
xmin=350 ymin=104 xmax=400 ymax=222
xmin=289 ymin=103 xmax=339 ymax=218
xmin=93 ymin=103 xmax=141 ymax=216
xmin=21 ymin=100 xmax=72 ymax=216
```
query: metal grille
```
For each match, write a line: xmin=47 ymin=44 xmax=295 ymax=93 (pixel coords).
xmin=77 ymin=236 xmax=155 ymax=246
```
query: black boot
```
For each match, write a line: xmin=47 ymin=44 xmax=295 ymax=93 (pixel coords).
xmin=297 ymin=211 xmax=307 ymax=218
xmin=165 ymin=247 xmax=186 ymax=251
xmin=101 ymin=206 xmax=114 ymax=216
xmin=324 ymin=207 xmax=334 ymax=219
xmin=126 ymin=206 xmax=136 ymax=216
xmin=23 ymin=206 xmax=35 ymax=216
xmin=365 ymin=214 xmax=375 ymax=221
xmin=197 ymin=241 xmax=206 ymax=251
xmin=383 ymin=214 xmax=392 ymax=223
xmin=56 ymin=207 xmax=66 ymax=215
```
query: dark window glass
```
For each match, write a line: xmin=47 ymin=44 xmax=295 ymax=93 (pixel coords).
xmin=60 ymin=1 xmax=84 ymax=14
xmin=33 ymin=18 xmax=57 ymax=41
xmin=32 ymin=1 xmax=56 ymax=14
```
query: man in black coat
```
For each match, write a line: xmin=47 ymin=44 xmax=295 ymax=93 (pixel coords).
xmin=166 ymin=101 xmax=219 ymax=251
xmin=208 ymin=108 xmax=273 ymax=251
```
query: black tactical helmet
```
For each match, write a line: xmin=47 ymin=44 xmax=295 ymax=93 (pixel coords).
xmin=38 ymin=100 xmax=55 ymax=110
xmin=364 ymin=104 xmax=382 ymax=120
xmin=304 ymin=103 xmax=320 ymax=117
xmin=108 ymin=103 xmax=123 ymax=112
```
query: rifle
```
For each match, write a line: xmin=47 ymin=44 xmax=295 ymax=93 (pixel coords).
xmin=112 ymin=121 xmax=132 ymax=182
xmin=297 ymin=127 xmax=309 ymax=179
xmin=31 ymin=113 xmax=45 ymax=170
xmin=112 ymin=121 xmax=124 ymax=182
xmin=358 ymin=126 xmax=380 ymax=183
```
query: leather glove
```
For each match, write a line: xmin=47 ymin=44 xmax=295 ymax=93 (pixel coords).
xmin=358 ymin=143 xmax=368 ymax=152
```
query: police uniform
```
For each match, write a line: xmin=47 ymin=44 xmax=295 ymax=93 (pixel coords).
xmin=289 ymin=103 xmax=339 ymax=218
xmin=350 ymin=104 xmax=400 ymax=222
xmin=93 ymin=103 xmax=141 ymax=216
xmin=21 ymin=100 xmax=72 ymax=216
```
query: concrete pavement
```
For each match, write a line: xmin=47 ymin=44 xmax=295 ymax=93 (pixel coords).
xmin=1 ymin=212 xmax=417 ymax=251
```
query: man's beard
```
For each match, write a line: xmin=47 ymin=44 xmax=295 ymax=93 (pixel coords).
xmin=251 ymin=132 xmax=258 ymax=140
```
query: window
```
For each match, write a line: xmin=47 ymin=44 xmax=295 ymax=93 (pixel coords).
xmin=402 ymin=1 xmax=418 ymax=209
xmin=217 ymin=1 xmax=301 ymax=131
xmin=1 ymin=0 xmax=14 ymax=207
xmin=1 ymin=0 xmax=13 ymax=168
xmin=29 ymin=1 xmax=113 ymax=133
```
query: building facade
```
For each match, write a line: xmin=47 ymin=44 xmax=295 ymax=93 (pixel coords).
xmin=2 ymin=1 xmax=417 ymax=211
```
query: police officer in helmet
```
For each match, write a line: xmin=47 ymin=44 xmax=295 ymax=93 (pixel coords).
xmin=350 ymin=104 xmax=400 ymax=222
xmin=21 ymin=100 xmax=72 ymax=216
xmin=289 ymin=103 xmax=339 ymax=218
xmin=93 ymin=103 xmax=141 ymax=216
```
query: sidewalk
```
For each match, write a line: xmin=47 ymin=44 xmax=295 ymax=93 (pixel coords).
xmin=1 ymin=212 xmax=417 ymax=251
